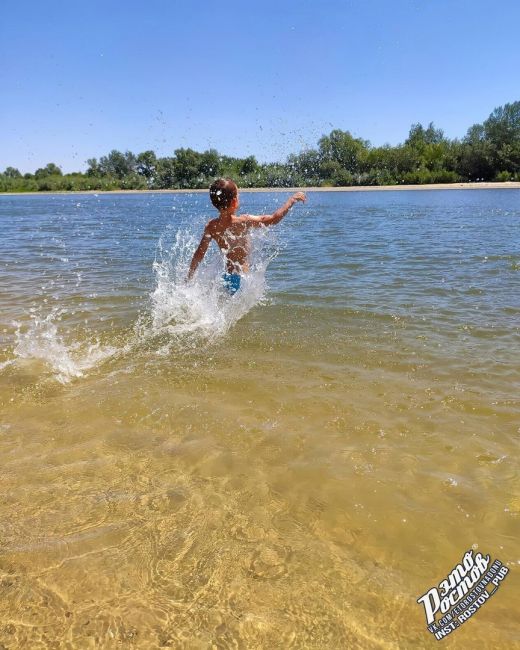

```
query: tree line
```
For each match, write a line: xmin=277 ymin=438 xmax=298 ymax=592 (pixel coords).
xmin=1 ymin=100 xmax=519 ymax=193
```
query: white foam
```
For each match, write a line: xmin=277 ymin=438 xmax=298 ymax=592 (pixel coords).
xmin=0 ymin=359 xmax=15 ymax=372
xmin=147 ymin=226 xmax=276 ymax=344
xmin=3 ymin=224 xmax=278 ymax=383
xmin=12 ymin=310 xmax=118 ymax=384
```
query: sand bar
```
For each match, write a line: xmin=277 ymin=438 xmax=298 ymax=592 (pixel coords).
xmin=1 ymin=181 xmax=519 ymax=197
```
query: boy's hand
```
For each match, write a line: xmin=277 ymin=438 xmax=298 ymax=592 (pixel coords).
xmin=292 ymin=192 xmax=306 ymax=203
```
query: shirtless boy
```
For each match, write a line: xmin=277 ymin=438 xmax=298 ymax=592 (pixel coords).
xmin=187 ymin=178 xmax=306 ymax=295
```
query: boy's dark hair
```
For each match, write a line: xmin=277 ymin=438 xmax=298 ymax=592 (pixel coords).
xmin=209 ymin=178 xmax=238 ymax=210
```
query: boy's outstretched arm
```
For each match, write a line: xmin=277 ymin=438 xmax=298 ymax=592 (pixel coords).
xmin=244 ymin=192 xmax=306 ymax=227
xmin=187 ymin=227 xmax=212 ymax=280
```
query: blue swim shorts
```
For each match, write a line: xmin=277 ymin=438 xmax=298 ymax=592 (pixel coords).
xmin=222 ymin=273 xmax=241 ymax=295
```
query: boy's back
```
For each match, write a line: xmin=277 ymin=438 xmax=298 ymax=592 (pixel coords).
xmin=205 ymin=215 xmax=252 ymax=274
xmin=187 ymin=178 xmax=306 ymax=293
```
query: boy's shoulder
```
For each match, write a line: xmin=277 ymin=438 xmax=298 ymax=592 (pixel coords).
xmin=205 ymin=216 xmax=220 ymax=231
xmin=233 ymin=213 xmax=253 ymax=223
xmin=206 ymin=214 xmax=250 ymax=229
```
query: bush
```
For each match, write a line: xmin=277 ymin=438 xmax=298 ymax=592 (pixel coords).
xmin=357 ymin=169 xmax=397 ymax=186
xmin=401 ymin=169 xmax=434 ymax=184
xmin=431 ymin=170 xmax=461 ymax=183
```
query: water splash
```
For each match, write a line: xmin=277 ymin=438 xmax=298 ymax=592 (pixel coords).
xmin=0 ymin=359 xmax=15 ymax=372
xmin=12 ymin=309 xmax=118 ymax=384
xmin=3 ymin=224 xmax=279 ymax=383
xmin=147 ymin=226 xmax=276 ymax=343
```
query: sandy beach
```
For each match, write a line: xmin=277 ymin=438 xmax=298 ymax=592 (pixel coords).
xmin=245 ymin=181 xmax=520 ymax=192
xmin=1 ymin=181 xmax=520 ymax=197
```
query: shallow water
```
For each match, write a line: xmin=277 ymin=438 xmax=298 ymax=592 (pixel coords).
xmin=0 ymin=190 xmax=519 ymax=648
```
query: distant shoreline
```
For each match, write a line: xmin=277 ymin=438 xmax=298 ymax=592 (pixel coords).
xmin=1 ymin=181 xmax=520 ymax=197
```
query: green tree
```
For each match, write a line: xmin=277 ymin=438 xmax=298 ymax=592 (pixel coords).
xmin=406 ymin=122 xmax=445 ymax=149
xmin=458 ymin=124 xmax=495 ymax=180
xmin=366 ymin=145 xmax=418 ymax=180
xmin=262 ymin=162 xmax=292 ymax=187
xmin=198 ymin=149 xmax=221 ymax=177
xmin=2 ymin=99 xmax=520 ymax=192
xmin=86 ymin=158 xmax=100 ymax=176
xmin=34 ymin=163 xmax=62 ymax=178
xmin=318 ymin=129 xmax=369 ymax=175
xmin=136 ymin=150 xmax=158 ymax=185
xmin=174 ymin=148 xmax=203 ymax=188
xmin=3 ymin=167 xmax=22 ymax=178
xmin=287 ymin=150 xmax=321 ymax=183
xmin=239 ymin=155 xmax=258 ymax=176
xmin=154 ymin=157 xmax=177 ymax=189
xmin=482 ymin=102 xmax=520 ymax=175
xmin=483 ymin=101 xmax=520 ymax=148
xmin=98 ymin=150 xmax=137 ymax=179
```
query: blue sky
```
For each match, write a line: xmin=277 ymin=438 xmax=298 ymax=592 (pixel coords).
xmin=2 ymin=0 xmax=519 ymax=173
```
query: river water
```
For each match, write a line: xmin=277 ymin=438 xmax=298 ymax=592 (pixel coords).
xmin=0 ymin=189 xmax=519 ymax=648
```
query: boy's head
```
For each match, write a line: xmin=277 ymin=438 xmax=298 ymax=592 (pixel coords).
xmin=209 ymin=178 xmax=238 ymax=212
